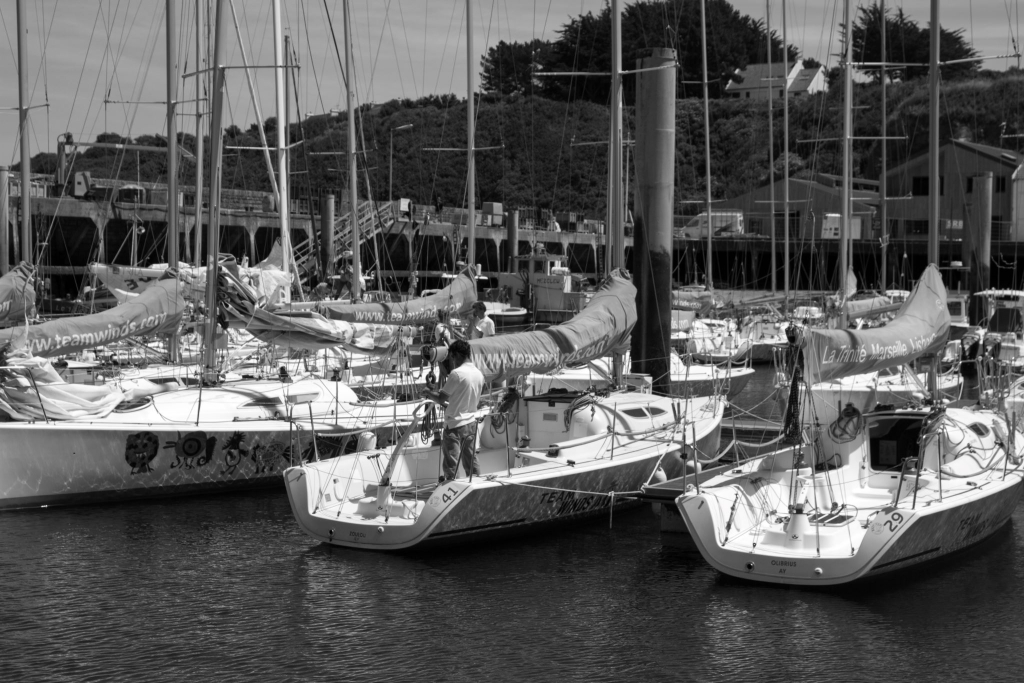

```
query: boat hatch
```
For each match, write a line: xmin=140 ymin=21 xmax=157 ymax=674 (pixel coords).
xmin=114 ymin=396 xmax=153 ymax=412
xmin=868 ymin=417 xmax=923 ymax=471
xmin=622 ymin=408 xmax=649 ymax=418
xmin=967 ymin=423 xmax=990 ymax=437
xmin=242 ymin=397 xmax=284 ymax=407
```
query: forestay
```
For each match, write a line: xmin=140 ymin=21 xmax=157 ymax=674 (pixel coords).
xmin=469 ymin=270 xmax=636 ymax=383
xmin=802 ymin=264 xmax=950 ymax=385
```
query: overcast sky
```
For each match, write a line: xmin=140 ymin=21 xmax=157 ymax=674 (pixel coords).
xmin=0 ymin=0 xmax=1018 ymax=166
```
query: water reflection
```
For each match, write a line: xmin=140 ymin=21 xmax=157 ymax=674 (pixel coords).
xmin=1 ymin=491 xmax=1023 ymax=681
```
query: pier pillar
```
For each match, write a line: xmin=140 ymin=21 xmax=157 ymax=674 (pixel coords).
xmin=507 ymin=209 xmax=519 ymax=273
xmin=964 ymin=172 xmax=992 ymax=324
xmin=631 ymin=48 xmax=676 ymax=393
xmin=321 ymin=194 xmax=335 ymax=277
xmin=0 ymin=166 xmax=8 ymax=273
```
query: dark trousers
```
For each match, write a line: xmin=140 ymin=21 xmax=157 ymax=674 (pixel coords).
xmin=441 ymin=422 xmax=480 ymax=480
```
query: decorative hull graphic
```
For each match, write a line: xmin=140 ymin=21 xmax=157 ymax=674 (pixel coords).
xmin=0 ymin=422 xmax=345 ymax=510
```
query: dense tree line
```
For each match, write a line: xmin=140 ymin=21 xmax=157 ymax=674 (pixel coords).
xmin=16 ymin=0 xmax=1001 ymax=221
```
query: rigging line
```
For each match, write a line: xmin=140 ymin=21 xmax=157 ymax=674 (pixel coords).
xmin=301 ymin=3 xmax=329 ymax=121
xmin=396 ymin=0 xmax=421 ymax=101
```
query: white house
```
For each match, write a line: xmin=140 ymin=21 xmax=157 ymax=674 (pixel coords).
xmin=724 ymin=58 xmax=828 ymax=100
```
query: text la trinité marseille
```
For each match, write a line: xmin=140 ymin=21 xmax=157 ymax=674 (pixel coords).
xmin=819 ymin=331 xmax=939 ymax=365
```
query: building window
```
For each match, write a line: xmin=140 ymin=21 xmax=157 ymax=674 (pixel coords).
xmin=912 ymin=176 xmax=944 ymax=196
xmin=906 ymin=220 xmax=929 ymax=235
xmin=745 ymin=92 xmax=750 ymax=99
xmin=966 ymin=177 xmax=973 ymax=194
xmin=996 ymin=175 xmax=1008 ymax=193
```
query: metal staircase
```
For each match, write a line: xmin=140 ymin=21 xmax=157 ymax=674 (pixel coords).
xmin=293 ymin=200 xmax=395 ymax=284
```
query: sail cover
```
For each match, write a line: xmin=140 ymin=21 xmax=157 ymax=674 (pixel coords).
xmin=0 ymin=262 xmax=37 ymax=324
xmin=802 ymin=264 xmax=950 ymax=385
xmin=0 ymin=275 xmax=185 ymax=357
xmin=469 ymin=270 xmax=635 ymax=383
xmin=845 ymin=295 xmax=894 ymax=320
xmin=316 ymin=267 xmax=478 ymax=325
xmin=672 ymin=289 xmax=717 ymax=315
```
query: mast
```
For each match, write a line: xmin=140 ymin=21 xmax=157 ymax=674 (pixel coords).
xmin=193 ymin=0 xmax=206 ymax=268
xmin=466 ymin=0 xmax=476 ymax=266
xmin=606 ymin=0 xmax=623 ymax=275
xmin=880 ymin=0 xmax=888 ymax=292
xmin=344 ymin=0 xmax=360 ymax=301
xmin=166 ymin=0 xmax=180 ymax=362
xmin=273 ymin=0 xmax=292 ymax=298
xmin=840 ymin=0 xmax=853 ymax=327
xmin=782 ymin=0 xmax=790 ymax=306
xmin=927 ymin=0 xmax=940 ymax=266
xmin=700 ymin=0 xmax=713 ymax=290
xmin=767 ymin=0 xmax=776 ymax=296
xmin=926 ymin=0 xmax=940 ymax=398
xmin=202 ymin=0 xmax=227 ymax=383
xmin=16 ymin=0 xmax=31 ymax=263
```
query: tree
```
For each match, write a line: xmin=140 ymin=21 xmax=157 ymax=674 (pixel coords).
xmin=850 ymin=2 xmax=978 ymax=83
xmin=480 ymin=39 xmax=552 ymax=96
xmin=538 ymin=0 xmax=800 ymax=103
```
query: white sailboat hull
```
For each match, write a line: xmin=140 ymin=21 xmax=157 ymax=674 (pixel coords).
xmin=0 ymin=419 xmax=346 ymax=510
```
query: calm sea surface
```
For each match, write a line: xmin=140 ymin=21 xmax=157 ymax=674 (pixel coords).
xmin=3 ymin=367 xmax=1022 ymax=682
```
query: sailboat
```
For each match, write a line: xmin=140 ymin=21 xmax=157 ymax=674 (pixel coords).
xmin=0 ymin=0 xmax=395 ymax=511
xmin=282 ymin=0 xmax=721 ymax=550
xmin=284 ymin=272 xmax=701 ymax=550
xmin=672 ymin=0 xmax=1024 ymax=586
xmin=675 ymin=266 xmax=1023 ymax=585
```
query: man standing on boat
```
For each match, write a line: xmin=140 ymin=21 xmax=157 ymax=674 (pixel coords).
xmin=423 ymin=339 xmax=483 ymax=482
xmin=467 ymin=301 xmax=495 ymax=339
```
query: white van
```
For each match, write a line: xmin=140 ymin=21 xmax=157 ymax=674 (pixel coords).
xmin=677 ymin=211 xmax=744 ymax=239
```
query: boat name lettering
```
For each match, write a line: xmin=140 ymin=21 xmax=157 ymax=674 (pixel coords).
xmin=539 ymin=490 xmax=612 ymax=515
xmin=770 ymin=560 xmax=797 ymax=567
xmin=820 ymin=332 xmax=939 ymax=366
xmin=349 ymin=531 xmax=365 ymax=538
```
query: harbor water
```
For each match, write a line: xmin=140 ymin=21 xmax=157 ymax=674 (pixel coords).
xmin=4 ymin=477 xmax=1024 ymax=681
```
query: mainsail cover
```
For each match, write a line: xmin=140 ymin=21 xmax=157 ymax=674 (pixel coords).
xmin=0 ymin=262 xmax=37 ymax=323
xmin=0 ymin=275 xmax=185 ymax=357
xmin=316 ymin=267 xmax=478 ymax=325
xmin=802 ymin=264 xmax=950 ymax=385
xmin=469 ymin=270 xmax=636 ymax=383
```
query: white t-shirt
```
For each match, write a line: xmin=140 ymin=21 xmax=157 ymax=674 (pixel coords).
xmin=469 ymin=315 xmax=495 ymax=339
xmin=441 ymin=361 xmax=484 ymax=428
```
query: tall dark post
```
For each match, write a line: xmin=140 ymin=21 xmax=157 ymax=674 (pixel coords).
xmin=631 ymin=48 xmax=676 ymax=394
xmin=17 ymin=0 xmax=31 ymax=263
xmin=507 ymin=209 xmax=519 ymax=273
xmin=965 ymin=173 xmax=992 ymax=324
xmin=0 ymin=166 xmax=8 ymax=274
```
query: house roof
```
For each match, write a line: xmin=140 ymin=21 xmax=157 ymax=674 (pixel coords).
xmin=725 ymin=62 xmax=790 ymax=92
xmin=790 ymin=67 xmax=822 ymax=93
xmin=887 ymin=138 xmax=1023 ymax=176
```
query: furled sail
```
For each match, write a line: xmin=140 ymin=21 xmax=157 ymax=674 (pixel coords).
xmin=218 ymin=267 xmax=410 ymax=353
xmin=468 ymin=270 xmax=635 ymax=383
xmin=0 ymin=262 xmax=37 ymax=324
xmin=315 ymin=267 xmax=478 ymax=325
xmin=89 ymin=256 xmax=291 ymax=306
xmin=0 ymin=274 xmax=185 ymax=357
xmin=802 ymin=265 xmax=950 ymax=385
